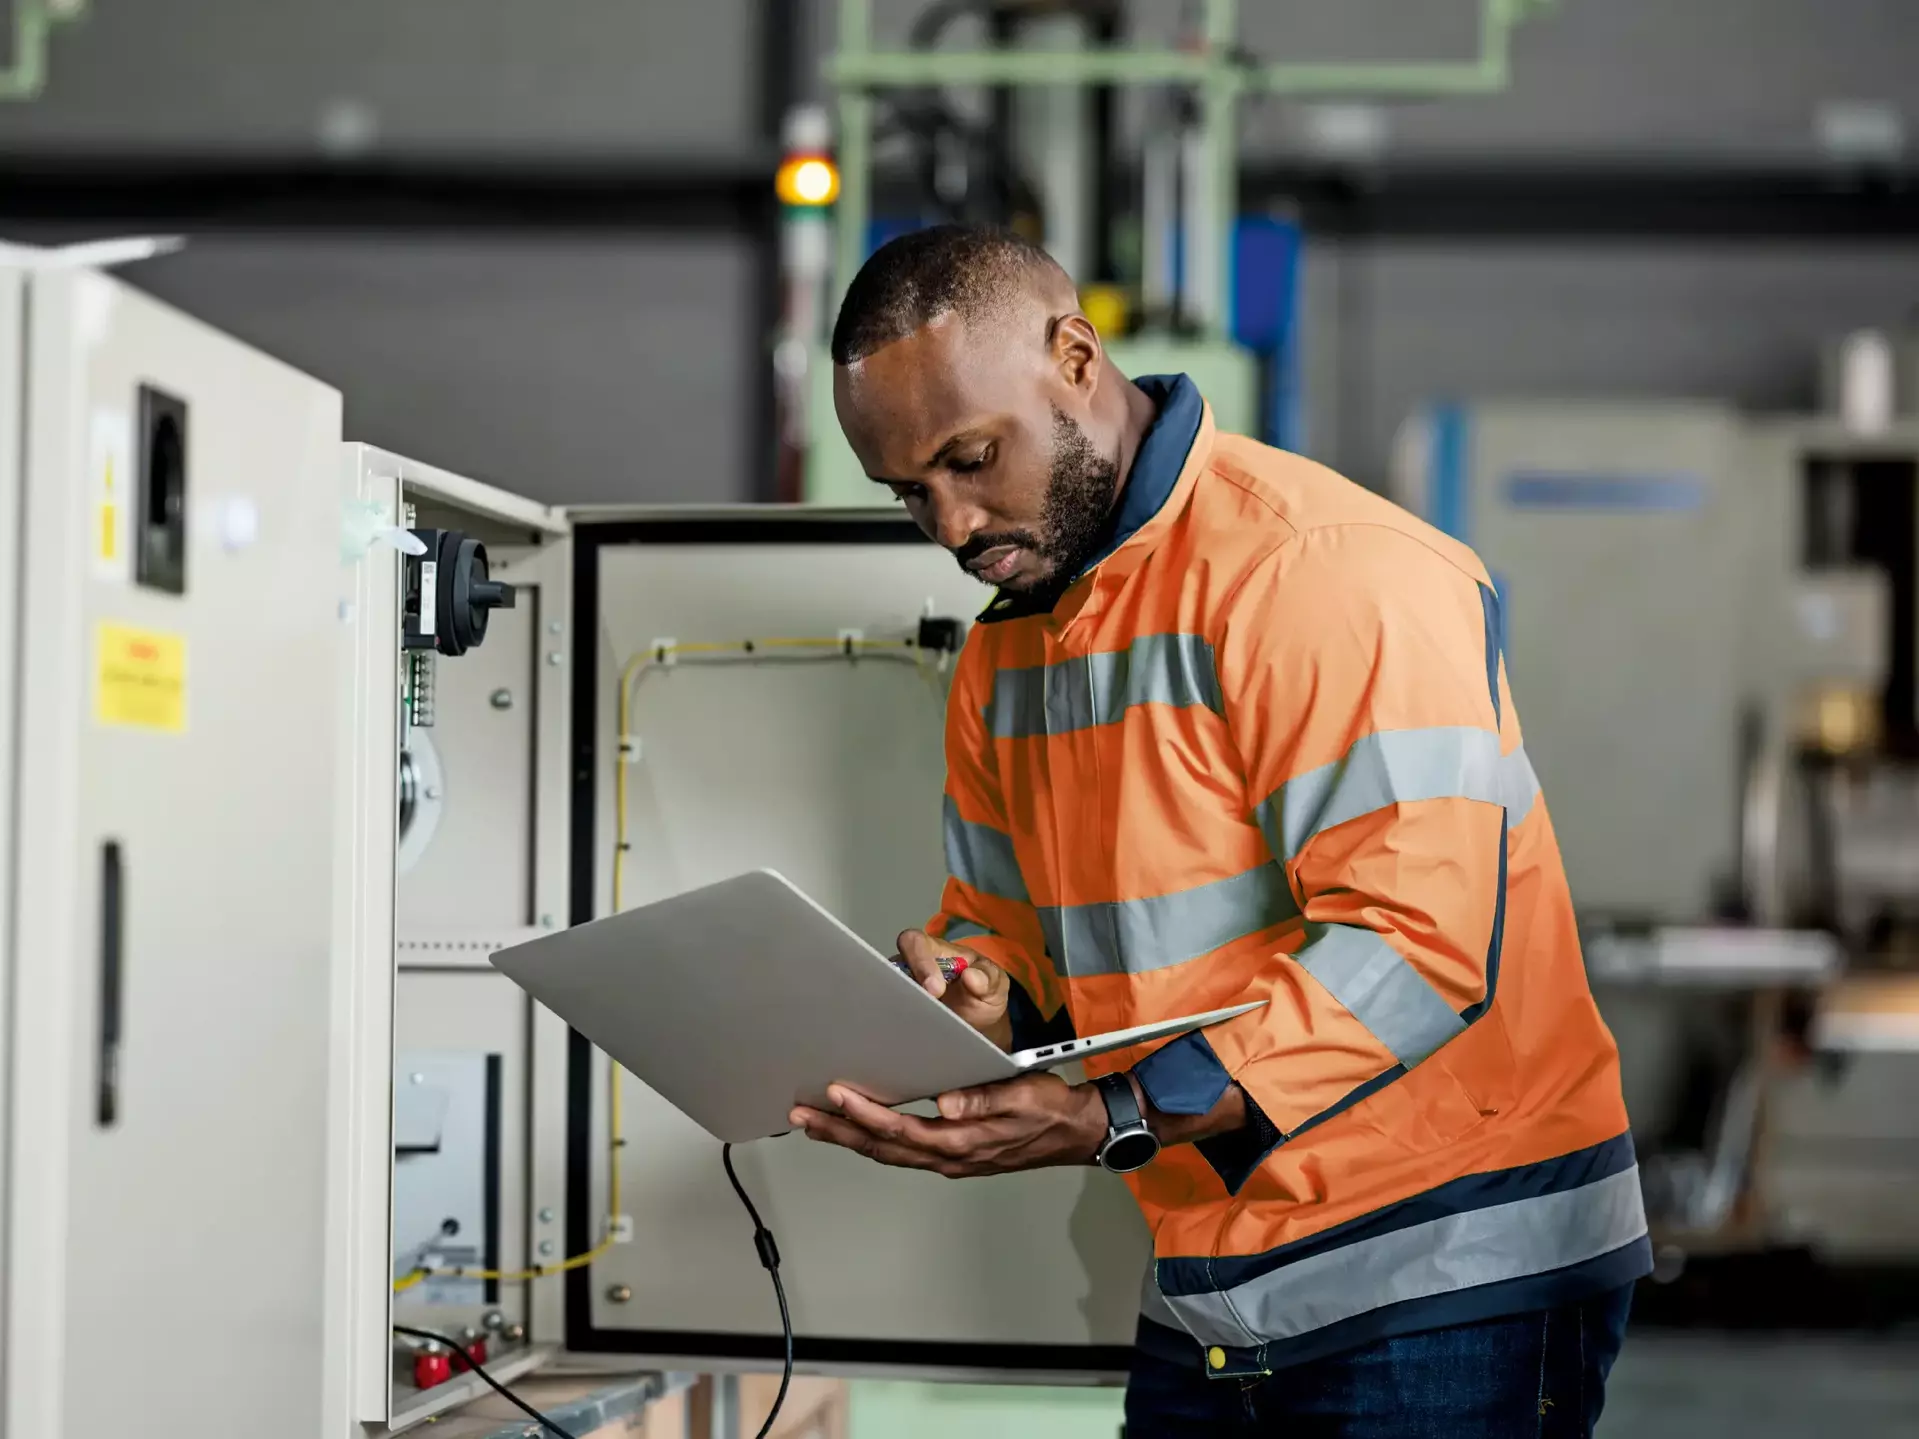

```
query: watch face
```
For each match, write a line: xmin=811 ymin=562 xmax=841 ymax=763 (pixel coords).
xmin=1101 ymin=1128 xmax=1160 ymax=1174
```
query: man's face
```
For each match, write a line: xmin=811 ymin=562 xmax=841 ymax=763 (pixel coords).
xmin=833 ymin=313 xmax=1118 ymax=596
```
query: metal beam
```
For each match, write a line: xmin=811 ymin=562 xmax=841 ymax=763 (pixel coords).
xmin=826 ymin=46 xmax=1215 ymax=88
xmin=0 ymin=157 xmax=774 ymax=232
xmin=1242 ymin=161 xmax=1919 ymax=241
xmin=865 ymin=161 xmax=1919 ymax=241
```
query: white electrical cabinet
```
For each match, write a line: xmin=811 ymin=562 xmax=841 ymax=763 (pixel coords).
xmin=0 ymin=265 xmax=347 ymax=1439
xmin=341 ymin=496 xmax=1153 ymax=1433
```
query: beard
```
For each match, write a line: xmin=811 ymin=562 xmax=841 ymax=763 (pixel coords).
xmin=953 ymin=404 xmax=1121 ymax=599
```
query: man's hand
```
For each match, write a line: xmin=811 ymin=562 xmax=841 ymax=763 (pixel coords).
xmin=789 ymin=1072 xmax=1106 ymax=1178
xmin=896 ymin=927 xmax=1013 ymax=1052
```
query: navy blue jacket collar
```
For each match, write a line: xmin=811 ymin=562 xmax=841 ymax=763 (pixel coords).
xmin=979 ymin=372 xmax=1202 ymax=623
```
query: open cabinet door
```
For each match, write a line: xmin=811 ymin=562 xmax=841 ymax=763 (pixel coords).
xmin=5 ymin=269 xmax=345 ymax=1439
xmin=334 ymin=445 xmax=574 ymax=1432
xmin=556 ymin=511 xmax=1150 ymax=1380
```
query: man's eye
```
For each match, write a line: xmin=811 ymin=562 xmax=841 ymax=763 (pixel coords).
xmin=950 ymin=450 xmax=991 ymax=475
xmin=888 ymin=483 xmax=926 ymax=504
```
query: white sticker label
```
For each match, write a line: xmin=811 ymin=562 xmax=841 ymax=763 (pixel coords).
xmin=89 ymin=408 xmax=132 ymax=584
xmin=418 ymin=560 xmax=438 ymax=636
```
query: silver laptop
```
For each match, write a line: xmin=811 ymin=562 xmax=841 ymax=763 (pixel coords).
xmin=491 ymin=868 xmax=1265 ymax=1143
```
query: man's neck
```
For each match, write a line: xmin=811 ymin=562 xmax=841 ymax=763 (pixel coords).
xmin=1106 ymin=376 xmax=1159 ymax=512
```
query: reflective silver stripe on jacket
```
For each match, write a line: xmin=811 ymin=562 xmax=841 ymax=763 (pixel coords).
xmin=1293 ymin=923 xmax=1465 ymax=1067
xmin=988 ymin=633 xmax=1222 ymax=739
xmin=1255 ymin=726 xmax=1539 ymax=863
xmin=942 ymin=796 xmax=1028 ymax=902
xmin=1037 ymin=863 xmax=1298 ymax=979
xmin=1161 ymin=1167 xmax=1648 ymax=1348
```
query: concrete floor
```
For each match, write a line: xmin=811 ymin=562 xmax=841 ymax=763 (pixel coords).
xmin=1604 ymin=1333 xmax=1919 ymax=1437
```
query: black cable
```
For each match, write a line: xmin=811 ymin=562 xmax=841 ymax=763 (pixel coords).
xmin=723 ymin=1142 xmax=794 ymax=1439
xmin=392 ymin=1325 xmax=579 ymax=1439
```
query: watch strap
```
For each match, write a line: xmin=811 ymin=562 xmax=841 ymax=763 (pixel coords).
xmin=1094 ymin=1071 xmax=1145 ymax=1134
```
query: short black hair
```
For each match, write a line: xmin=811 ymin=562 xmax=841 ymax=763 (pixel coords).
xmin=830 ymin=223 xmax=1062 ymax=365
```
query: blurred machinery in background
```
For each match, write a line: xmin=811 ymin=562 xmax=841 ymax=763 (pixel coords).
xmin=787 ymin=0 xmax=1556 ymax=503
xmin=0 ymin=0 xmax=84 ymax=103
xmin=1393 ymin=334 xmax=1919 ymax=1287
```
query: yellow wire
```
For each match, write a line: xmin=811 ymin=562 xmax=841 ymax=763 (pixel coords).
xmin=613 ymin=636 xmax=938 ymax=912
xmin=396 ymin=637 xmax=945 ymax=1297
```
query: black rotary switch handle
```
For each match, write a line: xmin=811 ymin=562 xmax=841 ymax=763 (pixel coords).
xmin=429 ymin=531 xmax=517 ymax=656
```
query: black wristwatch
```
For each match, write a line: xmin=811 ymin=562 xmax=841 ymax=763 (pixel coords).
xmin=1092 ymin=1072 xmax=1161 ymax=1174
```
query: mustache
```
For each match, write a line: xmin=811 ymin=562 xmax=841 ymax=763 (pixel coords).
xmin=953 ymin=530 xmax=1042 ymax=567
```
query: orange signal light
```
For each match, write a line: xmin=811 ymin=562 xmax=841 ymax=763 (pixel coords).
xmin=777 ymin=155 xmax=840 ymax=208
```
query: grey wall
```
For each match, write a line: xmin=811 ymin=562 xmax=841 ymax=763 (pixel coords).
xmin=0 ymin=0 xmax=773 ymax=507
xmin=0 ymin=0 xmax=761 ymax=156
xmin=1301 ymin=242 xmax=1919 ymax=487
xmin=117 ymin=235 xmax=760 ymax=505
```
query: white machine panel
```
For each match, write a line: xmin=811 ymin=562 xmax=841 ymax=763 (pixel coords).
xmin=4 ymin=269 xmax=344 ymax=1438
xmin=396 ymin=593 xmax=539 ymax=937
xmin=1397 ymin=401 xmax=1759 ymax=922
xmin=0 ymin=267 xmax=23 ymax=1418
xmin=574 ymin=519 xmax=1151 ymax=1372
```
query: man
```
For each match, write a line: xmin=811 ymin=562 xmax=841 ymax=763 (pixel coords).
xmin=792 ymin=225 xmax=1648 ymax=1436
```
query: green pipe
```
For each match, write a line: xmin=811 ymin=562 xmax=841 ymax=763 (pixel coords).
xmin=825 ymin=48 xmax=1215 ymax=88
xmin=1248 ymin=0 xmax=1524 ymax=95
xmin=833 ymin=0 xmax=873 ymax=319
xmin=1201 ymin=0 xmax=1238 ymax=336
xmin=1 ymin=1 xmax=84 ymax=103
xmin=825 ymin=0 xmax=1543 ymax=99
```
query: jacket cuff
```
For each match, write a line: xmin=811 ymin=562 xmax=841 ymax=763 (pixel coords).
xmin=1133 ymin=1029 xmax=1233 ymax=1115
xmin=1132 ymin=1032 xmax=1280 ymax=1194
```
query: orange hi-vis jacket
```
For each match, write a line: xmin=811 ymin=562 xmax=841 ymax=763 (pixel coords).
xmin=929 ymin=375 xmax=1648 ymax=1375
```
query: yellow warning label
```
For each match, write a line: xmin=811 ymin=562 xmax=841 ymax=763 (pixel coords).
xmin=100 ymin=499 xmax=118 ymax=562
xmin=95 ymin=623 xmax=187 ymax=733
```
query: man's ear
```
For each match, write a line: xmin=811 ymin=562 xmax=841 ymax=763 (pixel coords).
xmin=1050 ymin=313 xmax=1102 ymax=396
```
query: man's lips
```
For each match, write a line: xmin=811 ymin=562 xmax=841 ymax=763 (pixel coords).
xmin=966 ymin=545 xmax=1023 ymax=583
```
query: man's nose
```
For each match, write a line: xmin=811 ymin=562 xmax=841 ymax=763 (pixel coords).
xmin=928 ymin=493 xmax=988 ymax=553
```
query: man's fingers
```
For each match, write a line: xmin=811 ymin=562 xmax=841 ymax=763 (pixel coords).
xmin=831 ymin=1086 xmax=975 ymax=1156
xmin=958 ymin=961 xmax=1000 ymax=1000
xmin=937 ymin=1083 xmax=1010 ymax=1122
xmin=937 ymin=1072 xmax=1060 ymax=1121
xmin=793 ymin=1098 xmax=981 ymax=1173
xmin=896 ymin=928 xmax=950 ymax=997
xmin=795 ymin=1111 xmax=950 ymax=1171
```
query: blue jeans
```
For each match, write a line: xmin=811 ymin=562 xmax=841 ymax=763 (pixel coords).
xmin=1124 ymin=1285 xmax=1634 ymax=1438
